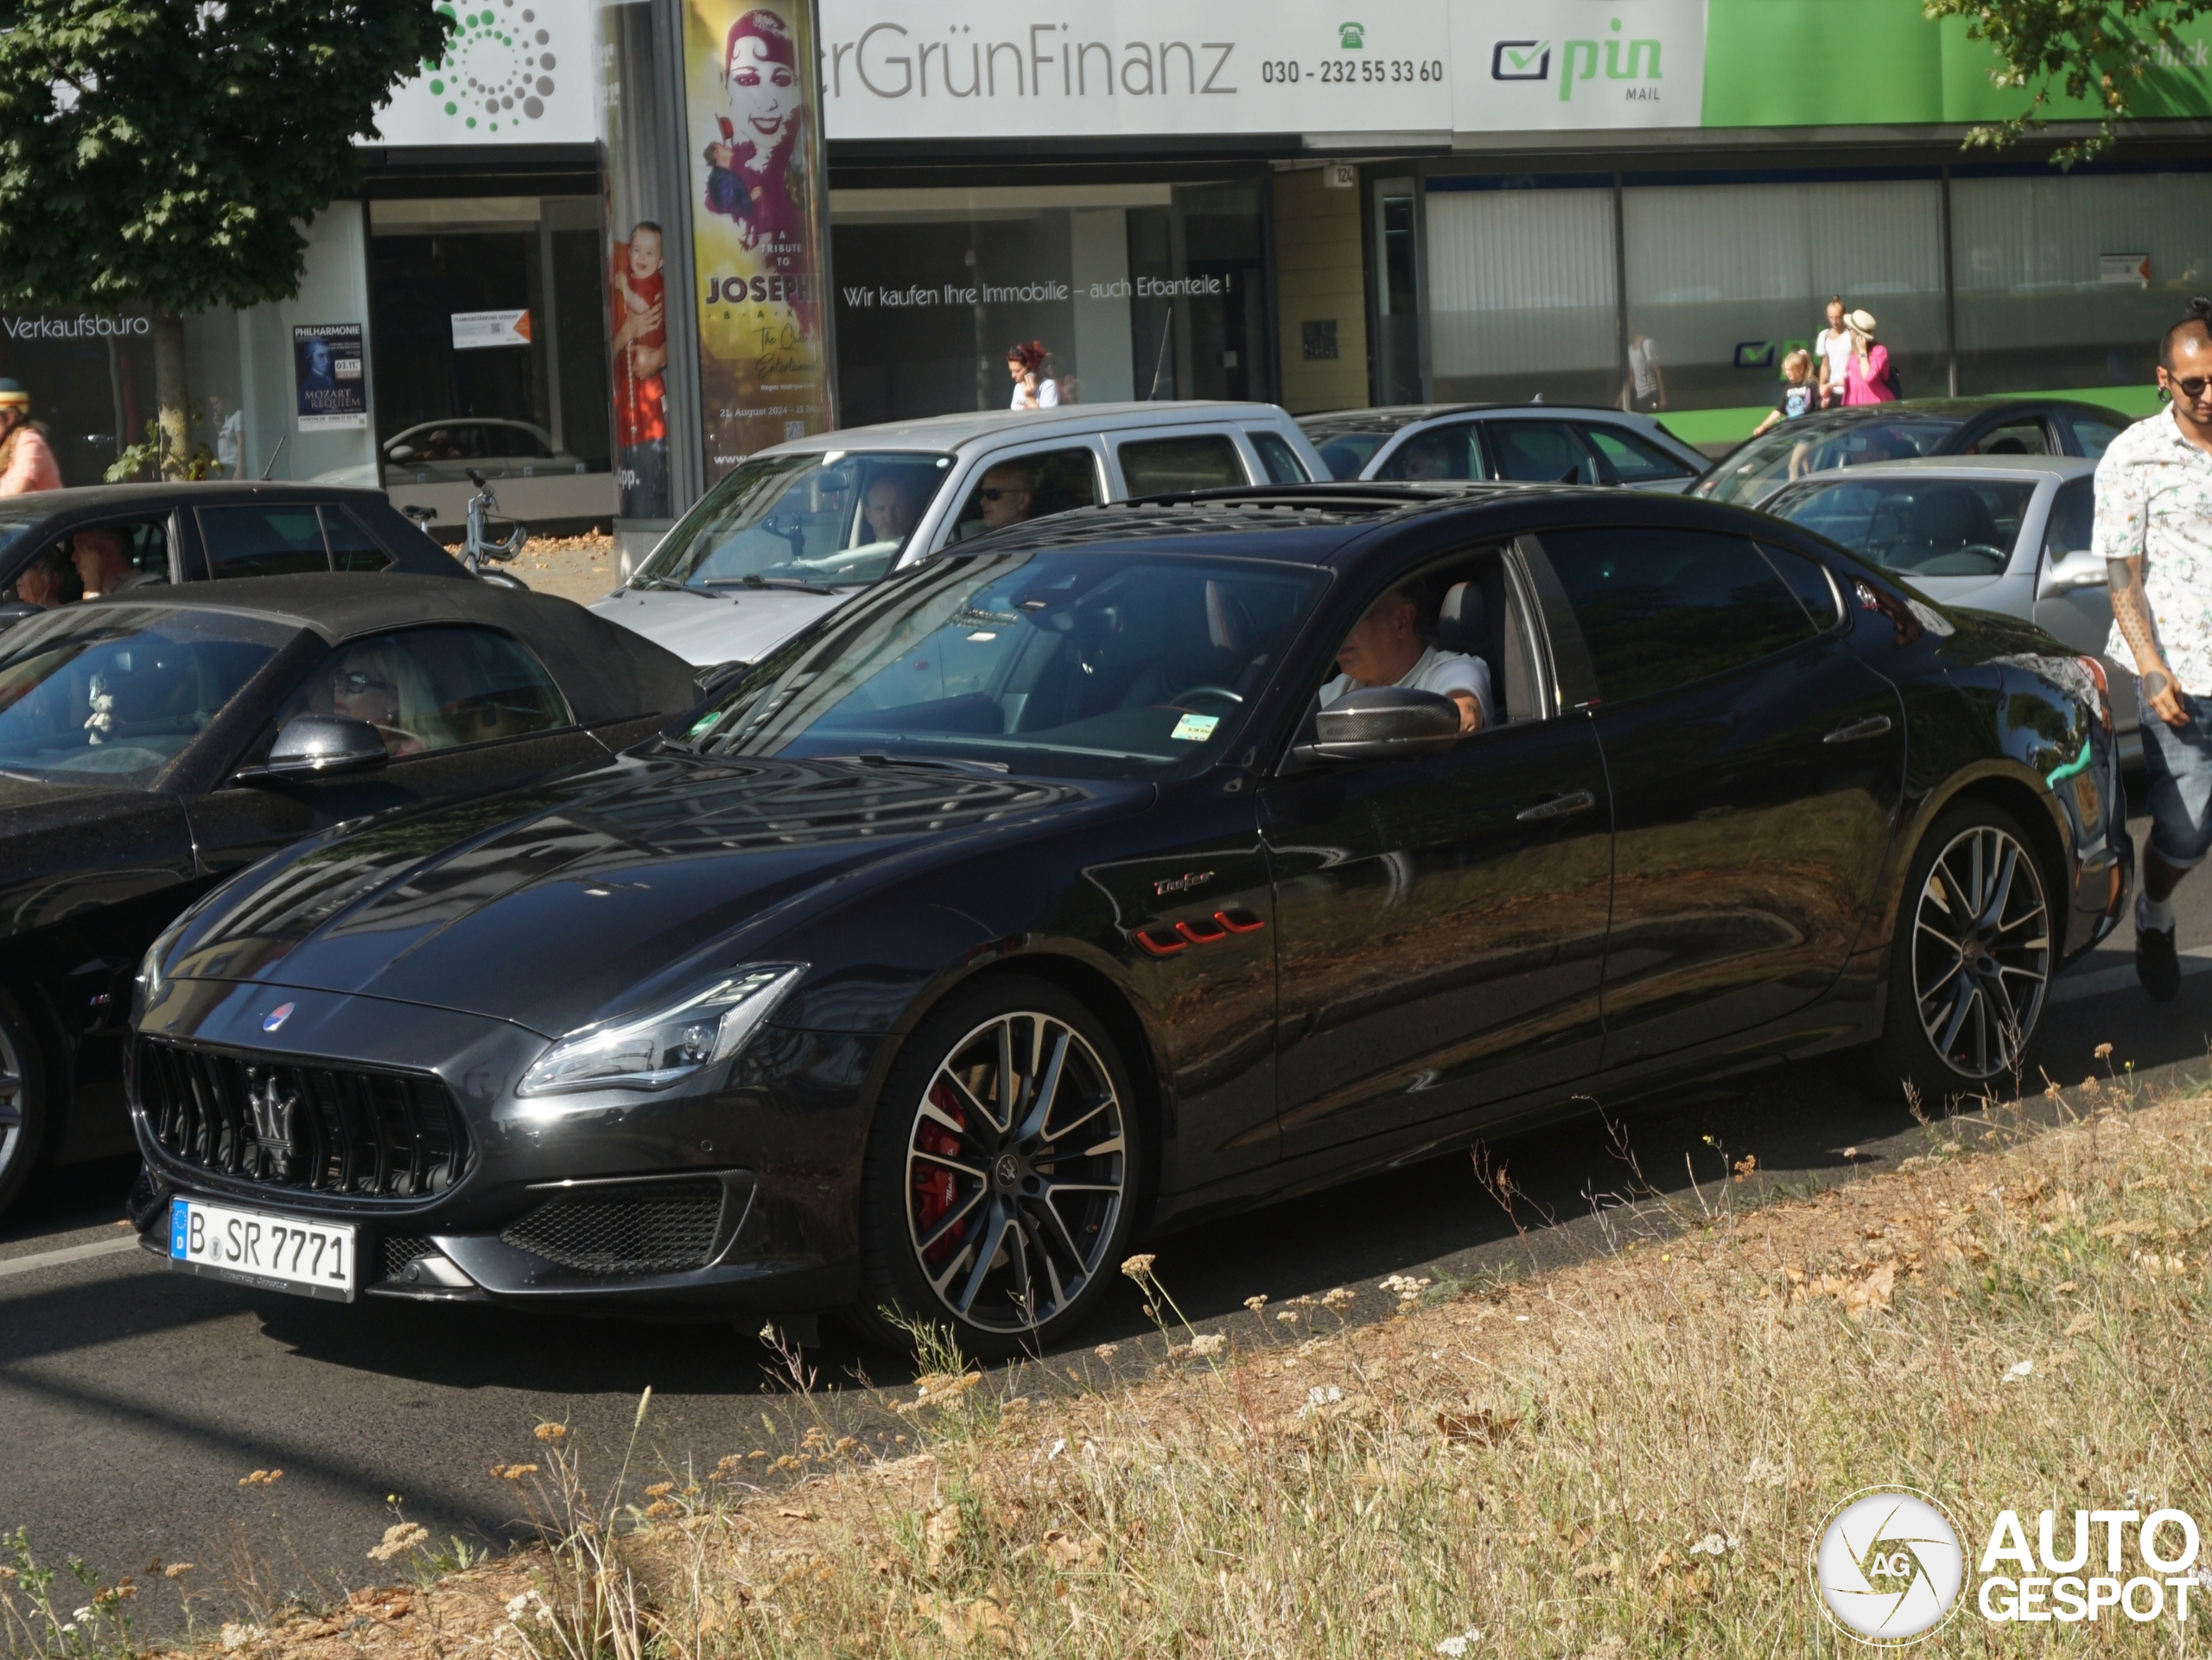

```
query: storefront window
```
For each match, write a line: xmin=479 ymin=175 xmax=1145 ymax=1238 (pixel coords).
xmin=829 ymin=182 xmax=1268 ymax=428
xmin=1952 ymin=169 xmax=2212 ymax=395
xmin=1426 ymin=177 xmax=1618 ymax=409
xmin=0 ymin=310 xmax=155 ymax=488
xmin=1622 ymin=176 xmax=1946 ymax=415
xmin=366 ymin=196 xmax=612 ymax=520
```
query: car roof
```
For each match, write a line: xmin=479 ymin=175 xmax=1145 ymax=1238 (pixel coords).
xmin=100 ymin=573 xmax=697 ymax=726
xmin=756 ymin=401 xmax=1300 ymax=456
xmin=1779 ymin=454 xmax=2096 ymax=484
xmin=945 ymin=480 xmax=1735 ymax=567
xmin=0 ymin=481 xmax=403 ymax=520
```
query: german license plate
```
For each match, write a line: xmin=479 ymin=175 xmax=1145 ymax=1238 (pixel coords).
xmin=168 ymin=1197 xmax=356 ymax=1301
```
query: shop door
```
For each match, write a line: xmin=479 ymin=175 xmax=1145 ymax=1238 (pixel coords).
xmin=1185 ymin=261 xmax=1266 ymax=404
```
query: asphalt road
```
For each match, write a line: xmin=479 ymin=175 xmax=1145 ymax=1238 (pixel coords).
xmin=6 ymin=811 xmax=2209 ymax=1638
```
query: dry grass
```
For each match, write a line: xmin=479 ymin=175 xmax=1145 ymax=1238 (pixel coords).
xmin=35 ymin=1070 xmax=2212 ymax=1660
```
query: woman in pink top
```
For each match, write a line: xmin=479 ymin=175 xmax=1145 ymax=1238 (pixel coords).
xmin=0 ymin=380 xmax=61 ymax=493
xmin=1840 ymin=309 xmax=1897 ymax=406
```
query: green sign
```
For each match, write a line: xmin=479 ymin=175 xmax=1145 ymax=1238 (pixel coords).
xmin=1700 ymin=0 xmax=2212 ymax=126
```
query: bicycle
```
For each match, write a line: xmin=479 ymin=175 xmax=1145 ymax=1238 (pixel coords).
xmin=461 ymin=467 xmax=530 ymax=590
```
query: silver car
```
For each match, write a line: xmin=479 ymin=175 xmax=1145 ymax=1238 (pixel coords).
xmin=1761 ymin=454 xmax=2138 ymax=766
xmin=592 ymin=402 xmax=1326 ymax=670
xmin=1298 ymin=404 xmax=1708 ymax=491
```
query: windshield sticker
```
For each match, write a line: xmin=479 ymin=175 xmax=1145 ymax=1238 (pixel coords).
xmin=1169 ymin=712 xmax=1220 ymax=742
xmin=688 ymin=709 xmax=724 ymax=738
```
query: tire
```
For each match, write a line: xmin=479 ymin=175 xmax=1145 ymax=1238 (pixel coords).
xmin=1875 ymin=802 xmax=2055 ymax=1105
xmin=0 ymin=989 xmax=49 ymax=1222
xmin=853 ymin=976 xmax=1142 ymax=1360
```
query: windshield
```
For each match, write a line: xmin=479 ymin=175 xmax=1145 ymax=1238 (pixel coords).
xmin=1769 ymin=475 xmax=2034 ymax=580
xmin=0 ymin=603 xmax=295 ymax=786
xmin=1696 ymin=414 xmax=1961 ymax=505
xmin=682 ymin=548 xmax=1330 ymax=781
xmin=634 ymin=450 xmax=953 ymax=592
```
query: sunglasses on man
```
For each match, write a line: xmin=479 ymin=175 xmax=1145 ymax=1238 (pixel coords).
xmin=2168 ymin=373 xmax=2212 ymax=401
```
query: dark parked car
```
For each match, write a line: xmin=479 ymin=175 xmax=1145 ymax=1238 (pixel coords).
xmin=0 ymin=483 xmax=467 ymax=626
xmin=128 ymin=486 xmax=2128 ymax=1354
xmin=1300 ymin=404 xmax=1708 ymax=490
xmin=1693 ymin=397 xmax=2136 ymax=508
xmin=0 ymin=575 xmax=696 ymax=1218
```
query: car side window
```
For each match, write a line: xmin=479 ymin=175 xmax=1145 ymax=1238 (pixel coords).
xmin=200 ymin=506 xmax=330 ymax=578
xmin=1756 ymin=542 xmax=1843 ymax=629
xmin=321 ymin=506 xmax=394 ymax=573
xmin=7 ymin=518 xmax=169 ymax=607
xmin=2061 ymin=413 xmax=2128 ymax=461
xmin=1539 ymin=527 xmax=1820 ymax=705
xmin=948 ymin=448 xmax=1100 ymax=542
xmin=2042 ymin=476 xmax=2095 ymax=561
xmin=1116 ymin=434 xmax=1247 ymax=495
xmin=1488 ymin=422 xmax=1603 ymax=485
xmin=1578 ymin=423 xmax=1694 ymax=482
xmin=265 ymin=626 xmax=571 ymax=759
xmin=1376 ymin=422 xmax=1480 ymax=482
xmin=1249 ymin=430 xmax=1311 ymax=484
xmin=1969 ymin=419 xmax=2052 ymax=457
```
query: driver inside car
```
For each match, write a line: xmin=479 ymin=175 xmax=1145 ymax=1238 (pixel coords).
xmin=1318 ymin=583 xmax=1490 ymax=734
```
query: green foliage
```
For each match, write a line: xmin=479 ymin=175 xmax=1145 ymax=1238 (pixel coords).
xmin=1925 ymin=0 xmax=2211 ymax=162
xmin=0 ymin=0 xmax=454 ymax=313
xmin=105 ymin=410 xmax=217 ymax=481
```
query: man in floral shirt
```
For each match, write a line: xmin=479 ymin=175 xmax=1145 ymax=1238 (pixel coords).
xmin=2094 ymin=296 xmax=2212 ymax=999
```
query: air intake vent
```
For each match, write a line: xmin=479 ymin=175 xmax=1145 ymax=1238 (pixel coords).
xmin=137 ymin=1040 xmax=472 ymax=1200
xmin=500 ymin=1181 xmax=725 ymax=1275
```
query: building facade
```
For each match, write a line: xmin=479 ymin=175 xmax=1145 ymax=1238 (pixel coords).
xmin=5 ymin=0 xmax=2208 ymax=531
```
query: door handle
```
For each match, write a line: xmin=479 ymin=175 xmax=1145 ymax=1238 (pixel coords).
xmin=1516 ymin=789 xmax=1597 ymax=824
xmin=1823 ymin=714 xmax=1894 ymax=745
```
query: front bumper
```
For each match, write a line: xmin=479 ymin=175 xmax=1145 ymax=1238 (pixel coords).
xmin=130 ymin=976 xmax=875 ymax=1313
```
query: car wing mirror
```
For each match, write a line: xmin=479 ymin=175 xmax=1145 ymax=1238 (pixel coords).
xmin=233 ymin=714 xmax=390 ymax=784
xmin=2043 ymin=549 xmax=2107 ymax=596
xmin=1294 ymin=685 xmax=1461 ymax=763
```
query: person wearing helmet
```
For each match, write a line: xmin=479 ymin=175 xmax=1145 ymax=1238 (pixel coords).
xmin=0 ymin=380 xmax=60 ymax=495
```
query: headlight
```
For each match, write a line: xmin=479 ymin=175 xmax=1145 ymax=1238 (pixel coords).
xmin=516 ymin=964 xmax=804 ymax=1096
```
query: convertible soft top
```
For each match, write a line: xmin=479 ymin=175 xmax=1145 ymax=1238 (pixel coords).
xmin=111 ymin=573 xmax=697 ymax=727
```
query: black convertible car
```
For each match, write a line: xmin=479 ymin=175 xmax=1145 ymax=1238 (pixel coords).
xmin=128 ymin=486 xmax=2128 ymax=1353
xmin=0 ymin=576 xmax=696 ymax=1217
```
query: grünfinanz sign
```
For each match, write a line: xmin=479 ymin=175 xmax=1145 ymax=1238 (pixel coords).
xmin=817 ymin=0 xmax=1454 ymax=138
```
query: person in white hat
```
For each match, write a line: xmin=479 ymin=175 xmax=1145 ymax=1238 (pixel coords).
xmin=0 ymin=379 xmax=60 ymax=495
xmin=1841 ymin=310 xmax=1898 ymax=406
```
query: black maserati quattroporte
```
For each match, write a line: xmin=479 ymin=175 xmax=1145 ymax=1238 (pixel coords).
xmin=130 ymin=485 xmax=2130 ymax=1352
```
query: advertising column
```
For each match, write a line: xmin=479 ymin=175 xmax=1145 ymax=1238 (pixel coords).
xmin=681 ymin=1 xmax=834 ymax=487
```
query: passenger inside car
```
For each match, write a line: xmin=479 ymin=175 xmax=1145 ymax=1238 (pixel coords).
xmin=1319 ymin=581 xmax=1491 ymax=733
xmin=12 ymin=544 xmax=74 ymax=607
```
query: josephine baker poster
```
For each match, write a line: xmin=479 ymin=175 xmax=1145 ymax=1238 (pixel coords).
xmin=683 ymin=1 xmax=831 ymax=480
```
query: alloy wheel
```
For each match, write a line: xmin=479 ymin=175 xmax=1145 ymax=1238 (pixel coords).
xmin=0 ymin=1018 xmax=21 ymax=1193
xmin=904 ymin=1010 xmax=1127 ymax=1335
xmin=1910 ymin=823 xmax=2050 ymax=1080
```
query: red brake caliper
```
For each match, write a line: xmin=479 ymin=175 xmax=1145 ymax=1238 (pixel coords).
xmin=914 ymin=1080 xmax=968 ymax=1265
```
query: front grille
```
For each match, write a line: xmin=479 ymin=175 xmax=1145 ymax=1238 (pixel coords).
xmin=380 ymin=1236 xmax=435 ymax=1279
xmin=500 ymin=1181 xmax=723 ymax=1275
xmin=137 ymin=1040 xmax=472 ymax=1200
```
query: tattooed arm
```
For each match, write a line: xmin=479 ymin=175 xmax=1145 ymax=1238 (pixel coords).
xmin=2107 ymin=554 xmax=2188 ymax=728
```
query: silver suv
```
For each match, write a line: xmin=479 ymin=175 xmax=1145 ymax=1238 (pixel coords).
xmin=594 ymin=402 xmax=1325 ymax=670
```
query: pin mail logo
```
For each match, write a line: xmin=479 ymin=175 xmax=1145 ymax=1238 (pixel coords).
xmin=1487 ymin=17 xmax=1662 ymax=100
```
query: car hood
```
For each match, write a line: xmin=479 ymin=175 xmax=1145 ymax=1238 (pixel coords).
xmin=588 ymin=585 xmax=853 ymax=667
xmin=159 ymin=751 xmax=1136 ymax=1037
